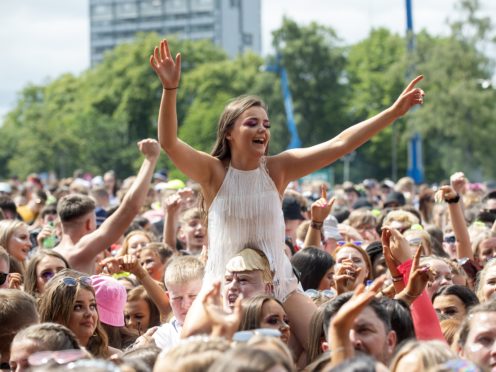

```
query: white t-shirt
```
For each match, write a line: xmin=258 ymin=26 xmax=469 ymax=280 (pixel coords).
xmin=153 ymin=317 xmax=182 ymax=350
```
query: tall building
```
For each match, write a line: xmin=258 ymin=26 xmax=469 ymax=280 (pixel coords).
xmin=89 ymin=0 xmax=262 ymax=66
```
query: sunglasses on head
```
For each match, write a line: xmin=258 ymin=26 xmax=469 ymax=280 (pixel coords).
xmin=61 ymin=276 xmax=92 ymax=287
xmin=338 ymin=241 xmax=363 ymax=247
xmin=233 ymin=328 xmax=282 ymax=342
xmin=0 ymin=272 xmax=8 ymax=286
xmin=28 ymin=350 xmax=87 ymax=367
xmin=304 ymin=288 xmax=336 ymax=300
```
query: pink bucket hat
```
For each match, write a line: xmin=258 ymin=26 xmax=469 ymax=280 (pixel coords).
xmin=90 ymin=275 xmax=127 ymax=327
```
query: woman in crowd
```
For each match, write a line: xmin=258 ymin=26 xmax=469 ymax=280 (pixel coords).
xmin=9 ymin=323 xmax=84 ymax=372
xmin=239 ymin=294 xmax=291 ymax=345
xmin=290 ymin=247 xmax=335 ymax=291
xmin=38 ymin=269 xmax=113 ymax=358
xmin=475 ymin=258 xmax=496 ymax=302
xmin=116 ymin=230 xmax=155 ymax=258
xmin=0 ymin=220 xmax=32 ymax=271
xmin=150 ymin=38 xmax=424 ymax=350
xmin=333 ymin=242 xmax=373 ymax=294
xmin=125 ymin=285 xmax=161 ymax=335
xmin=24 ymin=250 xmax=69 ymax=297
xmin=431 ymin=284 xmax=479 ymax=321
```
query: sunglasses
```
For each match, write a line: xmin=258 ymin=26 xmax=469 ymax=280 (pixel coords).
xmin=28 ymin=350 xmax=87 ymax=367
xmin=304 ymin=288 xmax=336 ymax=300
xmin=0 ymin=272 xmax=7 ymax=286
xmin=444 ymin=236 xmax=456 ymax=244
xmin=233 ymin=328 xmax=282 ymax=342
xmin=338 ymin=241 xmax=363 ymax=247
xmin=61 ymin=276 xmax=92 ymax=287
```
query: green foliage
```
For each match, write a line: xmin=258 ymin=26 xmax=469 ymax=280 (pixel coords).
xmin=1 ymin=0 xmax=495 ymax=183
xmin=344 ymin=28 xmax=408 ymax=181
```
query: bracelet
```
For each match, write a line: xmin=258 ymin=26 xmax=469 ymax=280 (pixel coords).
xmin=402 ymin=291 xmax=422 ymax=300
xmin=445 ymin=194 xmax=460 ymax=204
xmin=164 ymin=86 xmax=179 ymax=90
xmin=311 ymin=220 xmax=323 ymax=230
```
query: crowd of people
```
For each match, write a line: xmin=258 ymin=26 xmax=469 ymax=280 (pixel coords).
xmin=1 ymin=39 xmax=496 ymax=371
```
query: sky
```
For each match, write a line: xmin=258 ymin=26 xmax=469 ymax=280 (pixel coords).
xmin=0 ymin=0 xmax=495 ymax=120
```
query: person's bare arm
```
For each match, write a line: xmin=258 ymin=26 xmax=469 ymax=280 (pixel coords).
xmin=119 ymin=255 xmax=171 ymax=316
xmin=151 ymin=39 xmax=218 ymax=185
xmin=303 ymin=186 xmax=334 ymax=248
xmin=72 ymin=139 xmax=160 ymax=266
xmin=435 ymin=186 xmax=473 ymax=260
xmin=162 ymin=193 xmax=182 ymax=249
xmin=269 ymin=76 xmax=424 ymax=190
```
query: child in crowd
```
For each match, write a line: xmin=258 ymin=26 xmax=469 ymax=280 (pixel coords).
xmin=153 ymin=256 xmax=204 ymax=349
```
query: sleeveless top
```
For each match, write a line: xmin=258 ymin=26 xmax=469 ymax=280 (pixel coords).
xmin=205 ymin=157 xmax=299 ymax=301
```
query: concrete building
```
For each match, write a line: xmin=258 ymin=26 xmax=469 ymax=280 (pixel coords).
xmin=89 ymin=0 xmax=261 ymax=66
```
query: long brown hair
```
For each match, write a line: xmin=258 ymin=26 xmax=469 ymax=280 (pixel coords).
xmin=199 ymin=95 xmax=269 ymax=218
xmin=38 ymin=269 xmax=110 ymax=358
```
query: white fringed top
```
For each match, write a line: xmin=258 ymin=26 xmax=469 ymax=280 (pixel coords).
xmin=204 ymin=157 xmax=298 ymax=301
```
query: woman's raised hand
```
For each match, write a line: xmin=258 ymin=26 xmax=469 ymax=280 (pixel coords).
xmin=150 ymin=39 xmax=181 ymax=90
xmin=310 ymin=185 xmax=335 ymax=223
xmin=382 ymin=226 xmax=411 ymax=265
xmin=391 ymin=75 xmax=424 ymax=117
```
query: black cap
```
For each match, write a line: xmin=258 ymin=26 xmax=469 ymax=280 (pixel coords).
xmin=352 ymin=197 xmax=373 ymax=210
xmin=383 ymin=191 xmax=406 ymax=208
xmin=282 ymin=197 xmax=305 ymax=221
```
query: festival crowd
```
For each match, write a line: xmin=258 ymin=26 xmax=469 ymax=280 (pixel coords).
xmin=1 ymin=40 xmax=496 ymax=372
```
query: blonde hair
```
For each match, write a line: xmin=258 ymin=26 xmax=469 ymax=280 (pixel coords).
xmin=117 ymin=230 xmax=155 ymax=257
xmin=390 ymin=340 xmax=455 ymax=372
xmin=403 ymin=228 xmax=432 ymax=256
xmin=0 ymin=245 xmax=9 ymax=266
xmin=164 ymin=256 xmax=204 ymax=288
xmin=383 ymin=210 xmax=419 ymax=229
xmin=0 ymin=220 xmax=28 ymax=258
xmin=475 ymin=259 xmax=496 ymax=302
xmin=154 ymin=336 xmax=230 ymax=371
xmin=347 ymin=209 xmax=377 ymax=229
xmin=439 ymin=318 xmax=461 ymax=347
xmin=225 ymin=248 xmax=273 ymax=285
xmin=472 ymin=230 xmax=496 ymax=262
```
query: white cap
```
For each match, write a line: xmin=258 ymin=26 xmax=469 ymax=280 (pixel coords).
xmin=323 ymin=215 xmax=343 ymax=241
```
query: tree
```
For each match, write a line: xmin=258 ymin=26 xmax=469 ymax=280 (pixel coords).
xmin=408 ymin=0 xmax=496 ymax=181
xmin=344 ymin=28 xmax=408 ymax=181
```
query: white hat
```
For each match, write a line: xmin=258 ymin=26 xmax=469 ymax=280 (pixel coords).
xmin=323 ymin=215 xmax=343 ymax=241
xmin=0 ymin=182 xmax=12 ymax=194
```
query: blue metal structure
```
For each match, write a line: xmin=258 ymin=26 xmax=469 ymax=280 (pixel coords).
xmin=405 ymin=0 xmax=424 ymax=183
xmin=264 ymin=56 xmax=302 ymax=149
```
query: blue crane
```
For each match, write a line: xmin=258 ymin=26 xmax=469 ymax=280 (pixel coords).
xmin=264 ymin=55 xmax=302 ymax=149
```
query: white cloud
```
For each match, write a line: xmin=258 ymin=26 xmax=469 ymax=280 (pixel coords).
xmin=1 ymin=0 xmax=494 ymax=119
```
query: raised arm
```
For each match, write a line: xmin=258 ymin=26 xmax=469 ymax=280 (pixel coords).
xmin=75 ymin=139 xmax=159 ymax=264
xmin=303 ymin=186 xmax=334 ymax=248
xmin=150 ymin=39 xmax=217 ymax=185
xmin=436 ymin=186 xmax=473 ymax=260
xmin=273 ymin=76 xmax=424 ymax=185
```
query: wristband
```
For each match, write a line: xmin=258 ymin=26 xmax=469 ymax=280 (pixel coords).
xmin=164 ymin=86 xmax=179 ymax=90
xmin=445 ymin=194 xmax=460 ymax=204
xmin=311 ymin=220 xmax=323 ymax=230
